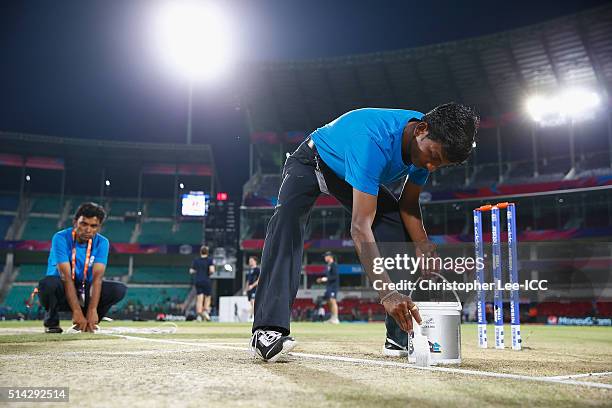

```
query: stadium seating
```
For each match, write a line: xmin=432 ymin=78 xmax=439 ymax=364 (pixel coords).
xmin=112 ymin=287 xmax=190 ymax=311
xmin=537 ymin=301 xmax=599 ymax=318
xmin=104 ymin=266 xmax=129 ymax=278
xmin=147 ymin=200 xmax=175 ymax=217
xmin=30 ymin=196 xmax=63 ymax=213
xmin=138 ymin=220 xmax=173 ymax=244
xmin=15 ymin=264 xmax=46 ymax=282
xmin=176 ymin=221 xmax=203 ymax=244
xmin=0 ymin=215 xmax=14 ymax=239
xmin=0 ymin=193 xmax=19 ymax=211
xmin=101 ymin=220 xmax=135 ymax=243
xmin=578 ymin=152 xmax=609 ymax=172
xmin=109 ymin=199 xmax=139 ymax=216
xmin=1 ymin=285 xmax=36 ymax=314
xmin=68 ymin=197 xmax=98 ymax=213
xmin=22 ymin=216 xmax=59 ymax=241
xmin=130 ymin=266 xmax=191 ymax=284
xmin=138 ymin=220 xmax=202 ymax=245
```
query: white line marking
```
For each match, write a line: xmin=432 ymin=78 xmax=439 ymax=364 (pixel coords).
xmin=544 ymin=371 xmax=612 ymax=380
xmin=109 ymin=334 xmax=612 ymax=390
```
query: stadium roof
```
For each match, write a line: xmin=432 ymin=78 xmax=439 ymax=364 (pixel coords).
xmin=0 ymin=131 xmax=215 ymax=166
xmin=244 ymin=4 xmax=612 ymax=133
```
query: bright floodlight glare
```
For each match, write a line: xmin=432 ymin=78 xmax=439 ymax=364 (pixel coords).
xmin=526 ymin=87 xmax=601 ymax=125
xmin=154 ymin=1 xmax=233 ymax=82
xmin=559 ymin=88 xmax=601 ymax=119
xmin=526 ymin=95 xmax=549 ymax=122
xmin=105 ymin=179 xmax=111 ymax=187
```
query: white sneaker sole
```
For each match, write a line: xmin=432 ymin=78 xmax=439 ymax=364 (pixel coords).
xmin=382 ymin=346 xmax=408 ymax=357
xmin=256 ymin=339 xmax=297 ymax=363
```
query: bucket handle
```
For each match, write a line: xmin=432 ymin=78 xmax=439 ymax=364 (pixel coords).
xmin=408 ymin=272 xmax=462 ymax=306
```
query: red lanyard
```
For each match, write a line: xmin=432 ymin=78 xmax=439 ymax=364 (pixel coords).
xmin=71 ymin=229 xmax=92 ymax=286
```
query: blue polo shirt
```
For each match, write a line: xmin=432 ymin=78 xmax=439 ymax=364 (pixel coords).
xmin=46 ymin=228 xmax=109 ymax=284
xmin=311 ymin=108 xmax=429 ymax=196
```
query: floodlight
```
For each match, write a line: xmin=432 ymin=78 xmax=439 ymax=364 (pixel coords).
xmin=526 ymin=87 xmax=602 ymax=126
xmin=558 ymin=88 xmax=601 ymax=120
xmin=153 ymin=1 xmax=234 ymax=82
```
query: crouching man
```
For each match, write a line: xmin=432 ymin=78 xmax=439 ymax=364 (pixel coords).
xmin=38 ymin=202 xmax=127 ymax=333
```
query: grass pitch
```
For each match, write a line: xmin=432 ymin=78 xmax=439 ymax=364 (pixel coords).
xmin=1 ymin=321 xmax=611 ymax=407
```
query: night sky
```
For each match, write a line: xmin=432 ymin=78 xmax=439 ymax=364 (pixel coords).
xmin=0 ymin=0 xmax=608 ymax=197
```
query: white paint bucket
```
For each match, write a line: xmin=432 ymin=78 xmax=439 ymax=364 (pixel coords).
xmin=408 ymin=273 xmax=462 ymax=365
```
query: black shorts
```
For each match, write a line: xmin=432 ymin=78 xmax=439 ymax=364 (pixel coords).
xmin=195 ymin=281 xmax=212 ymax=296
xmin=247 ymin=289 xmax=256 ymax=301
xmin=324 ymin=287 xmax=338 ymax=300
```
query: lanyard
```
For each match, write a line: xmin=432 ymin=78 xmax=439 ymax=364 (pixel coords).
xmin=71 ymin=229 xmax=92 ymax=288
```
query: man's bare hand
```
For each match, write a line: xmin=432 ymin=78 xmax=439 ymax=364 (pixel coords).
xmin=86 ymin=309 xmax=99 ymax=332
xmin=73 ymin=312 xmax=88 ymax=332
xmin=415 ymin=241 xmax=439 ymax=278
xmin=381 ymin=291 xmax=422 ymax=333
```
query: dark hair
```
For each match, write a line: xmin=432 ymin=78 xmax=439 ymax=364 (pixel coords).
xmin=200 ymin=245 xmax=209 ymax=256
xmin=74 ymin=202 xmax=106 ymax=223
xmin=422 ymin=103 xmax=479 ymax=164
xmin=249 ymin=256 xmax=258 ymax=263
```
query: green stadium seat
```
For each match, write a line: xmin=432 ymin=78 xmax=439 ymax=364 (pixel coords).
xmin=138 ymin=221 xmax=173 ymax=244
xmin=109 ymin=200 xmax=139 ymax=216
xmin=111 ymin=286 xmax=190 ymax=311
xmin=1 ymin=285 xmax=37 ymax=314
xmin=130 ymin=266 xmax=191 ymax=284
xmin=104 ymin=266 xmax=128 ymax=277
xmin=15 ymin=264 xmax=47 ymax=282
xmin=30 ymin=196 xmax=63 ymax=214
xmin=22 ymin=216 xmax=59 ymax=241
xmin=138 ymin=221 xmax=202 ymax=245
xmin=147 ymin=200 xmax=175 ymax=217
xmin=176 ymin=221 xmax=203 ymax=245
xmin=102 ymin=220 xmax=135 ymax=243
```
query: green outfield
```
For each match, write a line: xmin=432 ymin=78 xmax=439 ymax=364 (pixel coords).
xmin=1 ymin=321 xmax=611 ymax=407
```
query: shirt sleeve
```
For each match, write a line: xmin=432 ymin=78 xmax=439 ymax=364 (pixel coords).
xmin=51 ymin=233 xmax=70 ymax=264
xmin=93 ymin=237 xmax=109 ymax=265
xmin=407 ymin=165 xmax=430 ymax=186
xmin=344 ymin=137 xmax=386 ymax=196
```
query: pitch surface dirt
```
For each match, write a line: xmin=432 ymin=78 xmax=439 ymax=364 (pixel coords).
xmin=1 ymin=322 xmax=611 ymax=407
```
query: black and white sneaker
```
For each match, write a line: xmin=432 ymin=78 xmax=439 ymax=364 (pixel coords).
xmin=383 ymin=337 xmax=408 ymax=357
xmin=250 ymin=329 xmax=297 ymax=362
xmin=44 ymin=326 xmax=63 ymax=334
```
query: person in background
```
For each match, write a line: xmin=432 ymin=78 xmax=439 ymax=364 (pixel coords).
xmin=316 ymin=251 xmax=340 ymax=324
xmin=190 ymin=245 xmax=215 ymax=321
xmin=244 ymin=256 xmax=260 ymax=322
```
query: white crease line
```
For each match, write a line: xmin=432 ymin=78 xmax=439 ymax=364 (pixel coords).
xmin=544 ymin=371 xmax=612 ymax=380
xmin=108 ymin=334 xmax=612 ymax=390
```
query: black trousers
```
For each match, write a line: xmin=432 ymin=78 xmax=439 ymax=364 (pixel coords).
xmin=38 ymin=275 xmax=127 ymax=327
xmin=253 ymin=138 xmax=412 ymax=346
